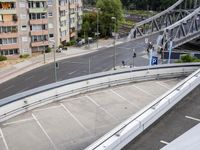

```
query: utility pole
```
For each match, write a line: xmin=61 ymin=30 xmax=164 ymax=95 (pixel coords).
xmin=96 ymin=8 xmax=100 ymax=48
xmin=111 ymin=16 xmax=117 ymax=70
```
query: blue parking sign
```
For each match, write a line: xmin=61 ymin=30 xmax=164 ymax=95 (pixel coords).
xmin=151 ymin=56 xmax=158 ymax=65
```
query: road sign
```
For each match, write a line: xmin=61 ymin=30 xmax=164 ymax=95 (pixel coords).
xmin=151 ymin=56 xmax=158 ymax=65
xmin=145 ymin=38 xmax=149 ymax=44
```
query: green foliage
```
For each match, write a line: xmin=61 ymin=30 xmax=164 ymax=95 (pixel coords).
xmin=0 ymin=55 xmax=7 ymax=61
xmin=65 ymin=40 xmax=76 ymax=46
xmin=45 ymin=47 xmax=52 ymax=53
xmin=176 ymin=54 xmax=200 ymax=63
xmin=19 ymin=54 xmax=29 ymax=59
xmin=97 ymin=0 xmax=124 ymax=37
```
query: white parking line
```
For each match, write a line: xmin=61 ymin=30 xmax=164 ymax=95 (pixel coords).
xmin=110 ymin=89 xmax=140 ymax=109
xmin=0 ymin=128 xmax=9 ymax=150
xmin=33 ymin=105 xmax=61 ymax=112
xmin=3 ymin=118 xmax=34 ymax=126
xmin=32 ymin=114 xmax=58 ymax=150
xmin=60 ymin=103 xmax=88 ymax=132
xmin=160 ymin=140 xmax=169 ymax=145
xmin=185 ymin=116 xmax=200 ymax=122
xmin=132 ymin=85 xmax=156 ymax=98
xmin=86 ymin=95 xmax=118 ymax=121
xmin=156 ymin=82 xmax=170 ymax=89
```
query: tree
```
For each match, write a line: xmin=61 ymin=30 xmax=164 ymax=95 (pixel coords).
xmin=97 ymin=0 xmax=124 ymax=37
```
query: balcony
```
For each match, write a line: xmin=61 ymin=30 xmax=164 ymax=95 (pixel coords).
xmin=30 ymin=19 xmax=48 ymax=25
xmin=30 ymin=30 xmax=48 ymax=36
xmin=31 ymin=41 xmax=49 ymax=47
xmin=60 ymin=26 xmax=67 ymax=32
xmin=60 ymin=16 xmax=67 ymax=21
xmin=0 ymin=32 xmax=18 ymax=38
xmin=59 ymin=5 xmax=67 ymax=11
xmin=70 ymin=4 xmax=76 ymax=9
xmin=0 ymin=8 xmax=16 ymax=14
xmin=0 ymin=43 xmax=18 ymax=50
xmin=29 ymin=8 xmax=47 ymax=13
xmin=0 ymin=21 xmax=18 ymax=26
xmin=70 ymin=32 xmax=76 ymax=37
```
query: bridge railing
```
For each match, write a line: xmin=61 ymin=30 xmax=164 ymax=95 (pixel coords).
xmin=0 ymin=63 xmax=200 ymax=123
xmin=85 ymin=64 xmax=200 ymax=150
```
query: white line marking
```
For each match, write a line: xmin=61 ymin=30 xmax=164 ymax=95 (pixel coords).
xmin=68 ymin=70 xmax=77 ymax=75
xmin=1 ymin=85 xmax=14 ymax=92
xmin=33 ymin=105 xmax=61 ymax=112
xmin=160 ymin=140 xmax=169 ymax=145
xmin=60 ymin=103 xmax=88 ymax=132
xmin=37 ymin=77 xmax=48 ymax=83
xmin=32 ymin=114 xmax=58 ymax=150
xmin=132 ymin=85 xmax=156 ymax=98
xmin=25 ymin=75 xmax=34 ymax=81
xmin=110 ymin=89 xmax=140 ymax=109
xmin=0 ymin=128 xmax=9 ymax=150
xmin=3 ymin=118 xmax=34 ymax=126
xmin=185 ymin=116 xmax=200 ymax=122
xmin=156 ymin=82 xmax=170 ymax=89
xmin=85 ymin=95 xmax=118 ymax=121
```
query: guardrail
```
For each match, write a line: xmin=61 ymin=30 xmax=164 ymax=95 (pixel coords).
xmin=85 ymin=66 xmax=200 ymax=150
xmin=0 ymin=63 xmax=200 ymax=123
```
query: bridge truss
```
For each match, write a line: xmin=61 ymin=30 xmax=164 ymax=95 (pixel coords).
xmin=128 ymin=0 xmax=200 ymax=39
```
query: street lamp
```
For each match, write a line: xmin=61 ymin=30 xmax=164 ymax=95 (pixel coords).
xmin=96 ymin=8 xmax=100 ymax=48
xmin=111 ymin=16 xmax=117 ymax=70
xmin=49 ymin=40 xmax=57 ymax=82
xmin=42 ymin=14 xmax=46 ymax=64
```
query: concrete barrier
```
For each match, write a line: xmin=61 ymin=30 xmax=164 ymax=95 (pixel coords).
xmin=85 ymin=67 xmax=200 ymax=150
xmin=0 ymin=63 xmax=200 ymax=123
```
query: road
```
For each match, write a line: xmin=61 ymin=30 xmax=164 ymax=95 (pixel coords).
xmin=0 ymin=34 xmax=158 ymax=99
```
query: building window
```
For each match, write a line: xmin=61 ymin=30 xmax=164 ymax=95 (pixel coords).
xmin=21 ymin=25 xmax=27 ymax=31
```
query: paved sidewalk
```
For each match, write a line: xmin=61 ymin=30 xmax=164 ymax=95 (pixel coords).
xmin=0 ymin=38 xmax=125 ymax=84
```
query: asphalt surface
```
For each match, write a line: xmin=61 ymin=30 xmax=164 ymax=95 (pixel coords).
xmin=123 ymin=84 xmax=200 ymax=150
xmin=0 ymin=34 xmax=158 ymax=99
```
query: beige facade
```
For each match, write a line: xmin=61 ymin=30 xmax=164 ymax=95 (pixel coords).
xmin=0 ymin=0 xmax=83 ymax=55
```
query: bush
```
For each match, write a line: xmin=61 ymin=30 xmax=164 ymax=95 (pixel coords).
xmin=19 ymin=54 xmax=29 ymax=59
xmin=0 ymin=55 xmax=7 ymax=61
xmin=45 ymin=47 xmax=51 ymax=53
xmin=176 ymin=54 xmax=200 ymax=63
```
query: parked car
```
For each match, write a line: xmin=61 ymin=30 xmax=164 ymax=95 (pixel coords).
xmin=56 ymin=48 xmax=62 ymax=53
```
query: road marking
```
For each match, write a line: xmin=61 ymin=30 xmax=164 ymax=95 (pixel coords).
xmin=25 ymin=75 xmax=34 ymax=81
xmin=132 ymin=85 xmax=156 ymax=98
xmin=62 ymin=61 xmax=86 ymax=65
xmin=0 ymin=128 xmax=9 ymax=150
xmin=85 ymin=95 xmax=118 ymax=121
xmin=185 ymin=116 xmax=200 ymax=122
xmin=32 ymin=113 xmax=58 ymax=150
xmin=1 ymin=85 xmax=15 ymax=92
xmin=160 ymin=140 xmax=169 ymax=145
xmin=156 ymin=82 xmax=170 ymax=89
xmin=33 ymin=105 xmax=61 ymax=112
xmin=37 ymin=77 xmax=49 ymax=83
xmin=68 ymin=70 xmax=77 ymax=75
xmin=3 ymin=118 xmax=34 ymax=126
xmin=110 ymin=89 xmax=140 ymax=109
xmin=60 ymin=103 xmax=88 ymax=132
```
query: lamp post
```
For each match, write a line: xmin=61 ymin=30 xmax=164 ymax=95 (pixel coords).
xmin=111 ymin=16 xmax=117 ymax=70
xmin=96 ymin=8 xmax=100 ymax=48
xmin=49 ymin=40 xmax=57 ymax=82
xmin=42 ymin=14 xmax=46 ymax=64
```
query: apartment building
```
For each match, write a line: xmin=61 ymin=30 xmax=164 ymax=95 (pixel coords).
xmin=0 ymin=0 xmax=83 ymax=55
